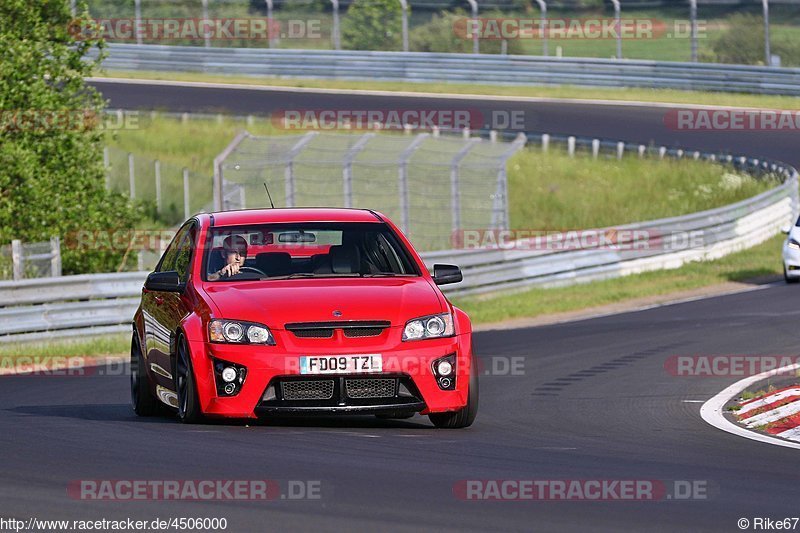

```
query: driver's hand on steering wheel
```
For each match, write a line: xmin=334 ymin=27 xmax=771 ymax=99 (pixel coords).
xmin=218 ymin=262 xmax=241 ymax=277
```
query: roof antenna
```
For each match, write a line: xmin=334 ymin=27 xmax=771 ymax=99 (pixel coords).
xmin=263 ymin=182 xmax=275 ymax=209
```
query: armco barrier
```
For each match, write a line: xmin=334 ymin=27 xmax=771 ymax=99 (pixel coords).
xmin=0 ymin=136 xmax=796 ymax=343
xmin=95 ymin=44 xmax=800 ymax=96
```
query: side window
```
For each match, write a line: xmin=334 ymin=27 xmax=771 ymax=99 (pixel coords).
xmin=173 ymin=225 xmax=197 ymax=282
xmin=157 ymin=223 xmax=192 ymax=275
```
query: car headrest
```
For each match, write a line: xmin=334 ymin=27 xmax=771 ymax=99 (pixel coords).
xmin=329 ymin=244 xmax=360 ymax=274
xmin=255 ymin=252 xmax=292 ymax=277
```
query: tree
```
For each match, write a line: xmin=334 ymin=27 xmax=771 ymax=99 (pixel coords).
xmin=342 ymin=0 xmax=402 ymax=51
xmin=0 ymin=0 xmax=143 ymax=275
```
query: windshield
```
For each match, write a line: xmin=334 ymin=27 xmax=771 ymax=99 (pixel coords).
xmin=204 ymin=222 xmax=419 ymax=282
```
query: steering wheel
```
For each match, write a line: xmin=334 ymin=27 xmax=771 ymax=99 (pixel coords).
xmin=238 ymin=266 xmax=267 ymax=276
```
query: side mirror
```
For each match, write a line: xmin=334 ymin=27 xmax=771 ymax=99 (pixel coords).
xmin=144 ymin=271 xmax=183 ymax=292
xmin=433 ymin=264 xmax=463 ymax=286
xmin=782 ymin=224 xmax=791 ymax=235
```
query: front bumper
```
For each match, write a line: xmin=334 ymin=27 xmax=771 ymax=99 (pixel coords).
xmin=187 ymin=333 xmax=472 ymax=419
xmin=784 ymin=244 xmax=800 ymax=277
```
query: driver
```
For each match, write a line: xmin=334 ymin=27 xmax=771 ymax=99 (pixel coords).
xmin=208 ymin=235 xmax=247 ymax=281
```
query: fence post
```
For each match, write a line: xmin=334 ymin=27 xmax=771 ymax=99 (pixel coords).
xmin=611 ymin=0 xmax=622 ymax=59
xmin=213 ymin=130 xmax=250 ymax=211
xmin=50 ymin=236 xmax=61 ymax=277
xmin=591 ymin=139 xmax=600 ymax=158
xmin=265 ymin=0 xmax=277 ymax=48
xmin=283 ymin=132 xmax=318 ymax=208
xmin=331 ymin=0 xmax=341 ymax=50
xmin=201 ymin=0 xmax=211 ymax=48
xmin=689 ymin=0 xmax=698 ymax=62
xmin=492 ymin=133 xmax=527 ymax=230
xmin=399 ymin=0 xmax=409 ymax=52
xmin=342 ymin=133 xmax=375 ymax=208
xmin=450 ymin=138 xmax=481 ymax=235
xmin=541 ymin=133 xmax=549 ymax=152
xmin=398 ymin=133 xmax=429 ymax=235
xmin=134 ymin=0 xmax=142 ymax=45
xmin=183 ymin=168 xmax=191 ymax=219
xmin=11 ymin=239 xmax=22 ymax=281
xmin=616 ymin=141 xmax=625 ymax=160
xmin=154 ymin=160 xmax=162 ymax=213
xmin=466 ymin=0 xmax=479 ymax=54
xmin=534 ymin=0 xmax=548 ymax=56
xmin=638 ymin=144 xmax=646 ymax=158
xmin=567 ymin=136 xmax=576 ymax=157
xmin=128 ymin=152 xmax=135 ymax=199
xmin=763 ymin=0 xmax=771 ymax=66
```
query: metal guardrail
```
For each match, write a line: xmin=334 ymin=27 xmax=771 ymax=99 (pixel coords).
xmin=96 ymin=44 xmax=800 ymax=95
xmin=1 ymin=134 xmax=796 ymax=343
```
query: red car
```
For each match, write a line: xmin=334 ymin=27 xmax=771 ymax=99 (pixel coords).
xmin=131 ymin=208 xmax=478 ymax=428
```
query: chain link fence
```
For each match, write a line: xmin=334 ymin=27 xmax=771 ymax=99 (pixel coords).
xmin=103 ymin=145 xmax=213 ymax=226
xmin=81 ymin=0 xmax=800 ymax=64
xmin=216 ymin=130 xmax=525 ymax=251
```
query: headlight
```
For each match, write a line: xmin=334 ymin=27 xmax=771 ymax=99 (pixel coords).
xmin=209 ymin=319 xmax=275 ymax=345
xmin=789 ymin=238 xmax=800 ymax=250
xmin=402 ymin=313 xmax=454 ymax=341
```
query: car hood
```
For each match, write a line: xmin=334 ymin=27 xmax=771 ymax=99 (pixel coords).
xmin=202 ymin=278 xmax=445 ymax=328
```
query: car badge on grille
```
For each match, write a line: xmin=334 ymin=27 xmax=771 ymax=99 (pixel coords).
xmin=332 ymin=310 xmax=342 ymax=317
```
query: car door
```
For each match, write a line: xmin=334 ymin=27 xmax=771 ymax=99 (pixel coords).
xmin=142 ymin=222 xmax=196 ymax=392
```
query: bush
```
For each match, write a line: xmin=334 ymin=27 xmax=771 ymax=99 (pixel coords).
xmin=709 ymin=13 xmax=765 ymax=65
xmin=410 ymin=9 xmax=527 ymax=55
xmin=342 ymin=0 xmax=403 ymax=51
xmin=0 ymin=0 xmax=143 ymax=275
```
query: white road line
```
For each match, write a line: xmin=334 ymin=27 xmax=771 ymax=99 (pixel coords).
xmin=743 ymin=400 xmax=800 ymax=428
xmin=738 ymin=388 xmax=800 ymax=416
xmin=700 ymin=363 xmax=800 ymax=450
xmin=87 ymin=76 xmax=788 ymax=112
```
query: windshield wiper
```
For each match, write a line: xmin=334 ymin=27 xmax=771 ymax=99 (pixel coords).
xmin=360 ymin=273 xmax=414 ymax=277
xmin=263 ymin=273 xmax=360 ymax=280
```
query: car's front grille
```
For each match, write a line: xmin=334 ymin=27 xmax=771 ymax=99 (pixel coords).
xmin=345 ymin=378 xmax=396 ymax=399
xmin=281 ymin=380 xmax=335 ymax=400
xmin=285 ymin=321 xmax=390 ymax=339
xmin=343 ymin=327 xmax=385 ymax=338
xmin=291 ymin=328 xmax=335 ymax=338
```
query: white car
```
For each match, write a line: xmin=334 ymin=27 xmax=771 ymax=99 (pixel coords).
xmin=782 ymin=218 xmax=800 ymax=283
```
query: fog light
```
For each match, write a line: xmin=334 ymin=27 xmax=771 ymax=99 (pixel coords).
xmin=221 ymin=367 xmax=237 ymax=383
xmin=436 ymin=360 xmax=453 ymax=376
xmin=223 ymin=383 xmax=236 ymax=395
xmin=439 ymin=377 xmax=452 ymax=388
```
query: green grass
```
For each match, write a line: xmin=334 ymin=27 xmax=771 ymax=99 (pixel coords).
xmin=452 ymin=233 xmax=784 ymax=325
xmin=103 ymin=70 xmax=800 ymax=111
xmin=0 ymin=334 xmax=130 ymax=362
xmin=508 ymin=150 xmax=771 ymax=229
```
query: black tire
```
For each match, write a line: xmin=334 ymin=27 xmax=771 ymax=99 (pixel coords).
xmin=785 ymin=266 xmax=799 ymax=284
xmin=131 ymin=331 xmax=159 ymax=416
xmin=429 ymin=355 xmax=479 ymax=429
xmin=176 ymin=336 xmax=203 ymax=424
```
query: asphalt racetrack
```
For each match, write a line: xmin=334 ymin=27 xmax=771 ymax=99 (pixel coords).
xmin=1 ymin=81 xmax=798 ymax=532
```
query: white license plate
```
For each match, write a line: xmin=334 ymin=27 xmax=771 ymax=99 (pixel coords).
xmin=299 ymin=354 xmax=382 ymax=375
